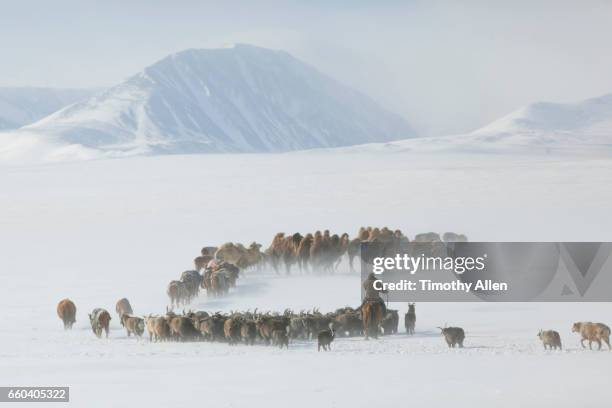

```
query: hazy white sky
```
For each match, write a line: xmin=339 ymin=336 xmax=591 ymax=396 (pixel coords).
xmin=2 ymin=0 xmax=612 ymax=135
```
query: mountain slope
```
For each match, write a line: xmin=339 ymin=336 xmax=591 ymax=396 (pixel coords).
xmin=21 ymin=44 xmax=415 ymax=155
xmin=0 ymin=87 xmax=95 ymax=130
xmin=469 ymin=93 xmax=612 ymax=147
xmin=342 ymin=93 xmax=612 ymax=155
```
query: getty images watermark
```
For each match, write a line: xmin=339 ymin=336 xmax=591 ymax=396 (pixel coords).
xmin=360 ymin=242 xmax=612 ymax=301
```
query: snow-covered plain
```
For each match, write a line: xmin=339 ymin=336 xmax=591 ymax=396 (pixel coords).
xmin=1 ymin=151 xmax=611 ymax=408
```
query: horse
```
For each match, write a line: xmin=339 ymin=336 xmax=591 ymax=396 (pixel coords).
xmin=361 ymin=301 xmax=384 ymax=339
xmin=57 ymin=298 xmax=77 ymax=330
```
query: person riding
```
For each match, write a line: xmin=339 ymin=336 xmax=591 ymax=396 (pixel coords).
xmin=203 ymin=258 xmax=219 ymax=287
xmin=362 ymin=272 xmax=387 ymax=315
xmin=206 ymin=258 xmax=218 ymax=271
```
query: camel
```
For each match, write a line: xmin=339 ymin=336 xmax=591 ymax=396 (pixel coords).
xmin=297 ymin=233 xmax=313 ymax=273
xmin=282 ymin=233 xmax=302 ymax=274
xmin=244 ymin=242 xmax=264 ymax=268
xmin=357 ymin=226 xmax=370 ymax=241
xmin=309 ymin=231 xmax=328 ymax=273
xmin=367 ymin=227 xmax=381 ymax=241
xmin=214 ymin=242 xmax=263 ymax=270
xmin=347 ymin=238 xmax=361 ymax=272
xmin=267 ymin=232 xmax=302 ymax=274
xmin=267 ymin=233 xmax=287 ymax=273
xmin=215 ymin=242 xmax=247 ymax=266
xmin=333 ymin=233 xmax=350 ymax=269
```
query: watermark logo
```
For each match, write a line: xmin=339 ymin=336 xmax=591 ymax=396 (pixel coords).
xmin=360 ymin=242 xmax=612 ymax=302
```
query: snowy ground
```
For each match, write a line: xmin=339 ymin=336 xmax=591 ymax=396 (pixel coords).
xmin=1 ymin=151 xmax=611 ymax=407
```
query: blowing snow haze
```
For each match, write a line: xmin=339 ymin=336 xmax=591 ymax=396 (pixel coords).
xmin=0 ymin=87 xmax=94 ymax=130
xmin=14 ymin=44 xmax=415 ymax=156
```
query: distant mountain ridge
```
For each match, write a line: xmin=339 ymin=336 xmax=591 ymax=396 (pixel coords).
xmin=18 ymin=44 xmax=415 ymax=155
xmin=0 ymin=87 xmax=95 ymax=130
xmin=340 ymin=93 xmax=612 ymax=155
xmin=3 ymin=46 xmax=610 ymax=164
xmin=470 ymin=93 xmax=612 ymax=146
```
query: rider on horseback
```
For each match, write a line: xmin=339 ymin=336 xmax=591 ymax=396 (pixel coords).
xmin=362 ymin=272 xmax=388 ymax=316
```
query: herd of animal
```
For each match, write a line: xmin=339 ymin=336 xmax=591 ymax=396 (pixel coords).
xmin=56 ymin=297 xmax=612 ymax=352
xmin=255 ymin=227 xmax=466 ymax=275
xmin=169 ymin=227 xmax=466 ymax=305
xmin=167 ymin=265 xmax=240 ymax=307
xmin=57 ymin=297 xmax=409 ymax=350
xmin=54 ymin=226 xmax=611 ymax=352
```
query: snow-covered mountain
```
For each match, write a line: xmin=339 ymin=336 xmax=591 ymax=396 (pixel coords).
xmin=0 ymin=87 xmax=94 ymax=130
xmin=18 ymin=44 xmax=415 ymax=155
xmin=343 ymin=93 xmax=612 ymax=155
xmin=468 ymin=93 xmax=612 ymax=147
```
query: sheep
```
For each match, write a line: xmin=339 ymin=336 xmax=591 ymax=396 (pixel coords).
xmin=538 ymin=330 xmax=562 ymax=350
xmin=439 ymin=326 xmax=465 ymax=348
